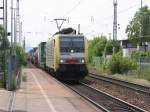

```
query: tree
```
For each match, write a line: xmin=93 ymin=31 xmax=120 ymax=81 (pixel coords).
xmin=0 ymin=25 xmax=5 ymax=39
xmin=108 ymin=52 xmax=137 ymax=74
xmin=90 ymin=36 xmax=107 ymax=56
xmin=16 ymin=45 xmax=26 ymax=66
xmin=105 ymin=40 xmax=113 ymax=54
xmin=0 ymin=25 xmax=9 ymax=49
xmin=93 ymin=36 xmax=107 ymax=56
xmin=88 ymin=36 xmax=107 ymax=62
xmin=126 ymin=6 xmax=150 ymax=49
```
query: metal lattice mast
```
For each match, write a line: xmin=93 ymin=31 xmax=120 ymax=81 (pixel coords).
xmin=113 ymin=0 xmax=117 ymax=41
xmin=0 ymin=0 xmax=8 ymax=88
xmin=16 ymin=0 xmax=20 ymax=45
xmin=19 ymin=22 xmax=22 ymax=46
xmin=141 ymin=0 xmax=143 ymax=8
xmin=0 ymin=0 xmax=4 ymax=27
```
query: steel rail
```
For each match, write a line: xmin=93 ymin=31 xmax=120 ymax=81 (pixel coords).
xmin=89 ymin=73 xmax=150 ymax=95
xmin=66 ymin=82 xmax=147 ymax=112
xmin=64 ymin=83 xmax=110 ymax=112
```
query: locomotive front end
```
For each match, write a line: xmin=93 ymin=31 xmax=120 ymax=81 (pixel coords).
xmin=56 ymin=34 xmax=88 ymax=81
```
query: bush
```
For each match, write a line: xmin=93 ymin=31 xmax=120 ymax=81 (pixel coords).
xmin=88 ymin=36 xmax=107 ymax=63
xmin=131 ymin=51 xmax=139 ymax=59
xmin=22 ymin=75 xmax=27 ymax=82
xmin=108 ymin=52 xmax=137 ymax=74
xmin=131 ymin=51 xmax=150 ymax=59
xmin=16 ymin=46 xmax=26 ymax=66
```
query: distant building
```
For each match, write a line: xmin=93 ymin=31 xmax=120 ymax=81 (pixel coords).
xmin=120 ymin=39 xmax=150 ymax=57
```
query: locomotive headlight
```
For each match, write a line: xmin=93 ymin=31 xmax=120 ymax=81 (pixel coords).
xmin=60 ymin=59 xmax=64 ymax=63
xmin=71 ymin=49 xmax=74 ymax=53
xmin=81 ymin=59 xmax=85 ymax=63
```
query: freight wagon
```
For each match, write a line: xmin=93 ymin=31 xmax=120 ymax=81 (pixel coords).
xmin=38 ymin=42 xmax=46 ymax=69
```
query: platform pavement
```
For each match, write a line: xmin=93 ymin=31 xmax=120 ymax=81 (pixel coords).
xmin=12 ymin=68 xmax=102 ymax=112
xmin=0 ymin=89 xmax=11 ymax=112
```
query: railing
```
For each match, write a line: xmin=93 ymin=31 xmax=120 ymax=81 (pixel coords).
xmin=138 ymin=57 xmax=150 ymax=63
xmin=0 ymin=48 xmax=21 ymax=90
xmin=7 ymin=55 xmax=21 ymax=90
xmin=0 ymin=50 xmax=6 ymax=87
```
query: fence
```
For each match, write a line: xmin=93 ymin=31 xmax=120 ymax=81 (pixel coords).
xmin=0 ymin=48 xmax=21 ymax=90
xmin=0 ymin=51 xmax=3 ymax=85
xmin=92 ymin=57 xmax=103 ymax=65
xmin=92 ymin=56 xmax=111 ymax=66
xmin=92 ymin=56 xmax=150 ymax=65
xmin=7 ymin=55 xmax=21 ymax=90
xmin=137 ymin=57 xmax=150 ymax=63
xmin=0 ymin=49 xmax=9 ymax=87
xmin=92 ymin=56 xmax=150 ymax=80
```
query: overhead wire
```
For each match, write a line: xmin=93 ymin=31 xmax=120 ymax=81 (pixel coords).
xmin=89 ymin=2 xmax=142 ymax=37
xmin=100 ymin=3 xmax=140 ymax=22
xmin=57 ymin=0 xmax=149 ymax=37
xmin=63 ymin=0 xmax=84 ymax=18
xmin=62 ymin=2 xmax=140 ymax=23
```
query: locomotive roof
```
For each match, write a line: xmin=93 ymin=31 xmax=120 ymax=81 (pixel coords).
xmin=59 ymin=34 xmax=84 ymax=37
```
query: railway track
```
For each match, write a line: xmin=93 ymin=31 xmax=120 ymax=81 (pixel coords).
xmin=66 ymin=82 xmax=146 ymax=112
xmin=89 ymin=73 xmax=150 ymax=95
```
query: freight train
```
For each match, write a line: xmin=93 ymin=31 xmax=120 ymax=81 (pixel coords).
xmin=28 ymin=28 xmax=88 ymax=81
xmin=27 ymin=47 xmax=38 ymax=65
xmin=38 ymin=42 xmax=46 ymax=69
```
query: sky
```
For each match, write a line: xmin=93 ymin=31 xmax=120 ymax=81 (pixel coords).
xmin=17 ymin=0 xmax=150 ymax=49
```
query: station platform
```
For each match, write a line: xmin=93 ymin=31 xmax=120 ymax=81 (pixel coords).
xmin=11 ymin=68 xmax=102 ymax=112
xmin=0 ymin=89 xmax=11 ymax=112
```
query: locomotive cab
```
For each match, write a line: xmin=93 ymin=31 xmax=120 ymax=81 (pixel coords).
xmin=56 ymin=34 xmax=88 ymax=81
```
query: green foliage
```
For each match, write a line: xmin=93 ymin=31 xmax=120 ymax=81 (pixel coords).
xmin=113 ymin=41 xmax=121 ymax=53
xmin=137 ymin=64 xmax=150 ymax=81
xmin=16 ymin=46 xmax=26 ymax=66
xmin=88 ymin=40 xmax=93 ymax=63
xmin=88 ymin=35 xmax=121 ymax=63
xmin=131 ymin=51 xmax=150 ymax=59
xmin=126 ymin=6 xmax=150 ymax=43
xmin=0 ymin=25 xmax=5 ymax=40
xmin=22 ymin=75 xmax=27 ymax=82
xmin=105 ymin=40 xmax=113 ymax=54
xmin=147 ymin=51 xmax=150 ymax=57
xmin=108 ymin=52 xmax=137 ymax=74
xmin=0 ymin=25 xmax=9 ymax=49
xmin=88 ymin=36 xmax=107 ymax=62
xmin=131 ymin=51 xmax=139 ymax=59
xmin=93 ymin=36 xmax=107 ymax=56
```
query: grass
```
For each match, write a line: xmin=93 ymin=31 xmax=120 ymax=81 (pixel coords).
xmin=0 ymin=80 xmax=4 ymax=88
xmin=137 ymin=64 xmax=150 ymax=81
xmin=0 ymin=82 xmax=3 ymax=88
xmin=88 ymin=63 xmax=150 ymax=83
xmin=22 ymin=72 xmax=27 ymax=82
xmin=22 ymin=75 xmax=27 ymax=82
xmin=88 ymin=63 xmax=109 ymax=74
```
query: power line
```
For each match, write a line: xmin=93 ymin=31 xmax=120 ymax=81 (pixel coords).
xmin=63 ymin=0 xmax=83 ymax=17
xmin=59 ymin=3 xmax=139 ymax=25
xmin=102 ymin=3 xmax=140 ymax=21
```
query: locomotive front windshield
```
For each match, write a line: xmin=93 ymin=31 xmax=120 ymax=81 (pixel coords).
xmin=60 ymin=36 xmax=84 ymax=53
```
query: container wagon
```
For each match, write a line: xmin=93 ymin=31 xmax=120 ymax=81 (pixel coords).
xmin=38 ymin=42 xmax=46 ymax=69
